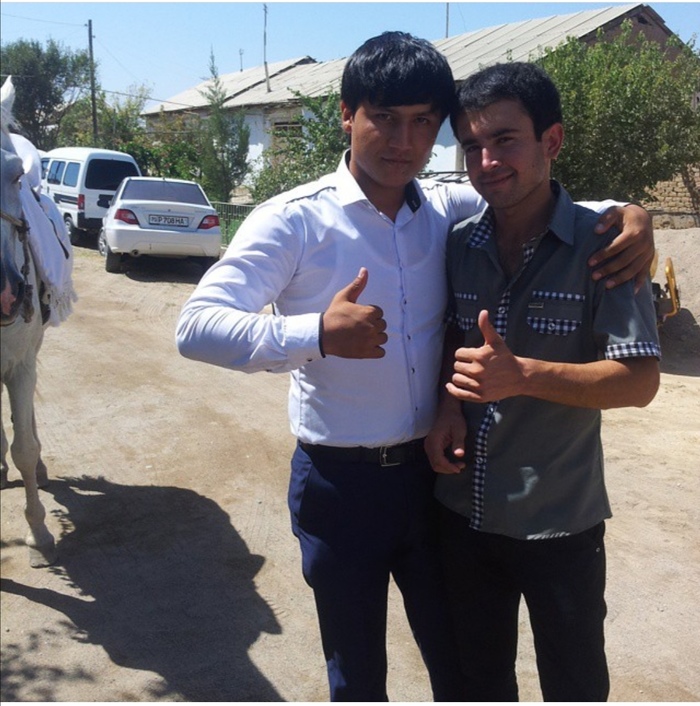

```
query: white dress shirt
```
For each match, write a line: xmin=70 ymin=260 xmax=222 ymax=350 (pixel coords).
xmin=176 ymin=155 xmax=615 ymax=447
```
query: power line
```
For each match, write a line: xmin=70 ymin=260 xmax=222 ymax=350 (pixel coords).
xmin=3 ymin=12 xmax=215 ymax=112
xmin=93 ymin=36 xmax=144 ymax=87
xmin=0 ymin=11 xmax=84 ymax=28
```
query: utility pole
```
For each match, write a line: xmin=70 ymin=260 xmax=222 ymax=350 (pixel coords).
xmin=445 ymin=3 xmax=450 ymax=38
xmin=263 ymin=4 xmax=271 ymax=92
xmin=239 ymin=48 xmax=244 ymax=72
xmin=87 ymin=19 xmax=98 ymax=144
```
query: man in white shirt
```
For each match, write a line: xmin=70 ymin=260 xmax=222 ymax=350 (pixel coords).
xmin=176 ymin=32 xmax=654 ymax=701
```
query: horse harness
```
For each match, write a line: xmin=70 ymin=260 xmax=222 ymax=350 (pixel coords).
xmin=0 ymin=207 xmax=35 ymax=323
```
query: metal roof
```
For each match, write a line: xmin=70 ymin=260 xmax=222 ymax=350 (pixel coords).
xmin=434 ymin=3 xmax=662 ymax=79
xmin=222 ymin=58 xmax=346 ymax=109
xmin=145 ymin=4 xmax=667 ymax=115
xmin=143 ymin=57 xmax=316 ymax=115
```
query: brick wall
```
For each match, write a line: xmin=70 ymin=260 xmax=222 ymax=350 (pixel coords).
xmin=644 ymin=166 xmax=700 ymax=229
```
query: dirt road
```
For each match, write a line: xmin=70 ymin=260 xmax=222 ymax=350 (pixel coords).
xmin=2 ymin=232 xmax=699 ymax=701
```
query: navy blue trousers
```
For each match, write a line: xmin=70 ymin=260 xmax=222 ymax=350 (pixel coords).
xmin=439 ymin=505 xmax=609 ymax=702
xmin=289 ymin=442 xmax=464 ymax=701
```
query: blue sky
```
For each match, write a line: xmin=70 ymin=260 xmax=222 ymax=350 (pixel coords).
xmin=1 ymin=2 xmax=698 ymax=111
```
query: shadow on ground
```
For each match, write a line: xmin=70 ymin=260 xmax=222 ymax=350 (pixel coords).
xmin=659 ymin=308 xmax=700 ymax=377
xmin=1 ymin=476 xmax=282 ymax=701
xmin=123 ymin=256 xmax=208 ymax=285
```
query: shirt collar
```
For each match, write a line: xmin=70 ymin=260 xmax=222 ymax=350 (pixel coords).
xmin=469 ymin=180 xmax=576 ymax=248
xmin=335 ymin=150 xmax=424 ymax=214
xmin=546 ymin=181 xmax=577 ymax=246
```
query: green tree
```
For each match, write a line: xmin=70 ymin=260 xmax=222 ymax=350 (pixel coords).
xmin=98 ymin=85 xmax=151 ymax=151
xmin=1 ymin=38 xmax=91 ymax=150
xmin=59 ymin=84 xmax=149 ymax=148
xmin=539 ymin=24 xmax=700 ymax=202
xmin=198 ymin=51 xmax=250 ymax=201
xmin=251 ymin=90 xmax=347 ymax=203
xmin=60 ymin=88 xmax=204 ymax=179
xmin=135 ymin=110 xmax=203 ymax=180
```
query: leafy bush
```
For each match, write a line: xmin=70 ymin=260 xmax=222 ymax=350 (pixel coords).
xmin=539 ymin=24 xmax=700 ymax=202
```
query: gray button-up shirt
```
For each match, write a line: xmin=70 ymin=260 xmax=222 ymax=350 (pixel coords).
xmin=435 ymin=182 xmax=661 ymax=540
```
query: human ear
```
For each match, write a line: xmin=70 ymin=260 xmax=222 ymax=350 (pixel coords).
xmin=545 ymin=123 xmax=564 ymax=159
xmin=340 ymin=101 xmax=354 ymax=136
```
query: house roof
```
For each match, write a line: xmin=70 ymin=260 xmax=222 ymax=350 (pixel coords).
xmin=143 ymin=56 xmax=316 ymax=115
xmin=434 ymin=3 xmax=670 ymax=78
xmin=144 ymin=3 xmax=671 ymax=116
xmin=222 ymin=57 xmax=346 ymax=109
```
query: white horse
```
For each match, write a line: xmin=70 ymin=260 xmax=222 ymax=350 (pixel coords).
xmin=1 ymin=77 xmax=59 ymax=567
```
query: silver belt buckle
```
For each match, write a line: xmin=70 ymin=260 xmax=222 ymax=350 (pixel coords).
xmin=380 ymin=445 xmax=401 ymax=467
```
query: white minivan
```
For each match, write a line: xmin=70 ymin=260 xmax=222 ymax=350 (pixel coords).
xmin=41 ymin=147 xmax=141 ymax=244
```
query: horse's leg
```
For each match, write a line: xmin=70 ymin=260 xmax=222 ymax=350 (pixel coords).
xmin=6 ymin=365 xmax=56 ymax=567
xmin=32 ymin=409 xmax=48 ymax=488
xmin=1 ymin=396 xmax=9 ymax=489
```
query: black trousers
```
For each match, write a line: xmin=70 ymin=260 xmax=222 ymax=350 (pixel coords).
xmin=289 ymin=443 xmax=464 ymax=701
xmin=439 ymin=505 xmax=609 ymax=702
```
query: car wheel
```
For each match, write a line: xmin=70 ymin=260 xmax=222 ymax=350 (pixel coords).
xmin=104 ymin=245 xmax=123 ymax=273
xmin=97 ymin=229 xmax=108 ymax=257
xmin=64 ymin=215 xmax=82 ymax=246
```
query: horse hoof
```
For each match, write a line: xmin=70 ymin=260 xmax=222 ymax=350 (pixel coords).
xmin=28 ymin=540 xmax=57 ymax=568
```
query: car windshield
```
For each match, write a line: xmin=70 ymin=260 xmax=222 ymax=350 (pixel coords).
xmin=121 ymin=180 xmax=209 ymax=205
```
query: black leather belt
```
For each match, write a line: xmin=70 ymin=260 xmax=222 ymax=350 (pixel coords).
xmin=299 ymin=439 xmax=425 ymax=467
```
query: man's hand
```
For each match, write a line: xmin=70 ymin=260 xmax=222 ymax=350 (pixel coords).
xmin=590 ymin=204 xmax=655 ymax=292
xmin=447 ymin=310 xmax=523 ymax=402
xmin=424 ymin=398 xmax=467 ymax=475
xmin=321 ymin=268 xmax=388 ymax=358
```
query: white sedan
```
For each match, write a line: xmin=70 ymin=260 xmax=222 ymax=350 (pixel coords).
xmin=99 ymin=177 xmax=222 ymax=273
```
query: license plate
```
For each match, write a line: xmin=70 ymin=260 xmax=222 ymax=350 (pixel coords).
xmin=148 ymin=214 xmax=189 ymax=227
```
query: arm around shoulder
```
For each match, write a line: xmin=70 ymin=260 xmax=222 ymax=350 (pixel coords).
xmin=588 ymin=203 xmax=655 ymax=291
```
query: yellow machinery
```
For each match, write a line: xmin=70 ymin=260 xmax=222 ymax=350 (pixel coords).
xmin=650 ymin=251 xmax=681 ymax=325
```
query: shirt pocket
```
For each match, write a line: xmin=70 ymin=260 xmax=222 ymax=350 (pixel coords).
xmin=526 ymin=290 xmax=585 ymax=335
xmin=452 ymin=291 xmax=480 ymax=331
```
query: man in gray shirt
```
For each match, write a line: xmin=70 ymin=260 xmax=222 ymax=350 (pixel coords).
xmin=425 ymin=62 xmax=661 ymax=701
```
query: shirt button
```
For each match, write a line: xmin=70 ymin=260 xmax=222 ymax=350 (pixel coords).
xmin=548 ymin=322 xmax=556 ymax=331
xmin=476 ymin=456 xmax=485 ymax=466
xmin=498 ymin=306 xmax=506 ymax=314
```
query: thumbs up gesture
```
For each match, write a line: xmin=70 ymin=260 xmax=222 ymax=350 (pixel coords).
xmin=446 ymin=310 xmax=524 ymax=402
xmin=322 ymin=268 xmax=388 ymax=359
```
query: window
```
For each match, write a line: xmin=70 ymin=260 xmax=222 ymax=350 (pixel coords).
xmin=63 ymin=162 xmax=80 ymax=187
xmin=271 ymin=120 xmax=302 ymax=150
xmin=47 ymin=160 xmax=66 ymax=185
xmin=272 ymin=121 xmax=302 ymax=138
xmin=85 ymin=159 xmax=139 ymax=190
xmin=121 ymin=180 xmax=209 ymax=205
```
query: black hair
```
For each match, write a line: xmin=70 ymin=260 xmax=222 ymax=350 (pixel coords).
xmin=341 ymin=31 xmax=456 ymax=120
xmin=450 ymin=62 xmax=562 ymax=139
